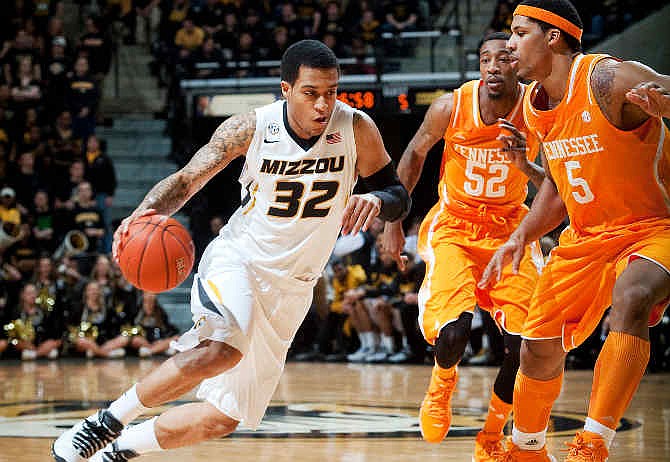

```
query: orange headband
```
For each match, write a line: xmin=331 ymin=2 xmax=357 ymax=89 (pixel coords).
xmin=514 ymin=4 xmax=583 ymax=42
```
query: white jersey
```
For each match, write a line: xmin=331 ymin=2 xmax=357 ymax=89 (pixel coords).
xmin=220 ymin=99 xmax=359 ymax=282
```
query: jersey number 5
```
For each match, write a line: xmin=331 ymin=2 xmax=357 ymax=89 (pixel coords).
xmin=464 ymin=160 xmax=509 ymax=198
xmin=268 ymin=180 xmax=340 ymax=218
xmin=565 ymin=160 xmax=594 ymax=204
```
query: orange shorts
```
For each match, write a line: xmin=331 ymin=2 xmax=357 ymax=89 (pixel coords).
xmin=417 ymin=202 xmax=543 ymax=344
xmin=523 ymin=218 xmax=670 ymax=350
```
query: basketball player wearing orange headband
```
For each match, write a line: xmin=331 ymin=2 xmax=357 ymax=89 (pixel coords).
xmin=478 ymin=0 xmax=670 ymax=460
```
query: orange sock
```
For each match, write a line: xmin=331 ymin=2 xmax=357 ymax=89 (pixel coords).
xmin=588 ymin=331 xmax=650 ymax=430
xmin=482 ymin=391 xmax=512 ymax=434
xmin=514 ymin=371 xmax=563 ymax=433
xmin=434 ymin=362 xmax=457 ymax=380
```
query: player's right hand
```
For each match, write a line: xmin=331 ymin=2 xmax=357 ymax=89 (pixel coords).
xmin=112 ymin=208 xmax=156 ymax=263
xmin=382 ymin=221 xmax=408 ymax=271
xmin=478 ymin=236 xmax=525 ymax=288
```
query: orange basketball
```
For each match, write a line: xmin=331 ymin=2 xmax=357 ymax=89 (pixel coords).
xmin=118 ymin=214 xmax=195 ymax=293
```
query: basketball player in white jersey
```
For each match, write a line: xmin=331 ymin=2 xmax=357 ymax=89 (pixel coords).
xmin=52 ymin=40 xmax=410 ymax=462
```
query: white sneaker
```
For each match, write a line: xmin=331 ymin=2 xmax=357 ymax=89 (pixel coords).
xmin=164 ymin=346 xmax=177 ymax=356
xmin=347 ymin=347 xmax=373 ymax=362
xmin=86 ymin=349 xmax=95 ymax=359
xmin=365 ymin=349 xmax=391 ymax=363
xmin=21 ymin=349 xmax=37 ymax=360
xmin=48 ymin=348 xmax=60 ymax=360
xmin=138 ymin=347 xmax=152 ymax=358
xmin=106 ymin=348 xmax=126 ymax=359
xmin=52 ymin=410 xmax=124 ymax=462
xmin=89 ymin=442 xmax=139 ymax=462
xmin=388 ymin=348 xmax=412 ymax=363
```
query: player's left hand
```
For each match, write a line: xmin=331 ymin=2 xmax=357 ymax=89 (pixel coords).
xmin=626 ymin=82 xmax=670 ymax=119
xmin=497 ymin=118 xmax=529 ymax=170
xmin=341 ymin=193 xmax=381 ymax=235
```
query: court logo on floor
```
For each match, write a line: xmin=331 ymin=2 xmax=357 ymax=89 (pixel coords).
xmin=0 ymin=400 xmax=639 ymax=439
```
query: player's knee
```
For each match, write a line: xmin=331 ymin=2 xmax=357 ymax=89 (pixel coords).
xmin=186 ymin=340 xmax=243 ymax=378
xmin=200 ymin=411 xmax=239 ymax=440
xmin=611 ymin=284 xmax=656 ymax=328
xmin=520 ymin=339 xmax=564 ymax=380
xmin=434 ymin=312 xmax=472 ymax=369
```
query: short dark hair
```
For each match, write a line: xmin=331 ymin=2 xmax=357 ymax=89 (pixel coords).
xmin=280 ymin=39 xmax=340 ymax=85
xmin=478 ymin=32 xmax=511 ymax=53
xmin=519 ymin=0 xmax=583 ymax=52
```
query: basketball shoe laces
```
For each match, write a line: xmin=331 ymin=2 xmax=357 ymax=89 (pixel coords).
xmin=72 ymin=412 xmax=122 ymax=458
xmin=98 ymin=443 xmax=139 ymax=462
xmin=564 ymin=431 xmax=608 ymax=461
xmin=478 ymin=436 xmax=506 ymax=459
xmin=424 ymin=373 xmax=456 ymax=419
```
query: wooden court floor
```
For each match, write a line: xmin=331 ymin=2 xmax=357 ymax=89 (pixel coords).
xmin=0 ymin=359 xmax=667 ymax=461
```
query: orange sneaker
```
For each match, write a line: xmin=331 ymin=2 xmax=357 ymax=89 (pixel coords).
xmin=473 ymin=431 xmax=505 ymax=461
xmin=497 ymin=438 xmax=557 ymax=461
xmin=564 ymin=431 xmax=609 ymax=461
xmin=419 ymin=365 xmax=457 ymax=443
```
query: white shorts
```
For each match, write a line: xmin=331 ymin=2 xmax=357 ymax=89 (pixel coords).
xmin=172 ymin=235 xmax=315 ymax=429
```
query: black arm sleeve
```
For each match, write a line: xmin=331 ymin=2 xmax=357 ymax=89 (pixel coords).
xmin=360 ymin=161 xmax=411 ymax=222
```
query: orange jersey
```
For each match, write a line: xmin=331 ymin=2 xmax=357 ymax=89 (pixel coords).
xmin=523 ymin=54 xmax=670 ymax=234
xmin=440 ymin=80 xmax=538 ymax=214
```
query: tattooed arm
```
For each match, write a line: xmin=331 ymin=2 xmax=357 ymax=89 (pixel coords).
xmin=137 ymin=111 xmax=256 ymax=216
xmin=591 ymin=58 xmax=670 ymax=130
xmin=112 ymin=112 xmax=256 ymax=258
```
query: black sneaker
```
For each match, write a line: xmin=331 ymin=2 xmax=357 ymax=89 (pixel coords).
xmin=52 ymin=410 xmax=124 ymax=461
xmin=90 ymin=442 xmax=139 ymax=462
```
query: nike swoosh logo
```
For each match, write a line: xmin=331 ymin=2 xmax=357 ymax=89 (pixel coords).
xmin=264 ymin=139 xmax=279 ymax=143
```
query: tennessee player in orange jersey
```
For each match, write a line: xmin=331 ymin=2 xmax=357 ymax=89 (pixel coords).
xmin=382 ymin=33 xmax=545 ymax=461
xmin=478 ymin=1 xmax=670 ymax=461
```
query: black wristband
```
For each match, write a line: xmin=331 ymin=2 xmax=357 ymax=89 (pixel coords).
xmin=360 ymin=162 xmax=411 ymax=222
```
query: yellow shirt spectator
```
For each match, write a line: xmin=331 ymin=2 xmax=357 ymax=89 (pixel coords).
xmin=175 ymin=25 xmax=205 ymax=51
xmin=331 ymin=264 xmax=367 ymax=313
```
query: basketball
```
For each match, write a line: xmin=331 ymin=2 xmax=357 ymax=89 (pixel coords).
xmin=117 ymin=214 xmax=195 ymax=293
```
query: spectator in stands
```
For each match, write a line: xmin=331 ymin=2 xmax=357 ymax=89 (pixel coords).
xmin=0 ymin=187 xmax=21 ymax=227
xmin=54 ymin=158 xmax=85 ymax=212
xmin=9 ymin=152 xmax=42 ymax=212
xmin=45 ymin=16 xmax=67 ymax=50
xmin=319 ymin=1 xmax=344 ymax=42
xmin=7 ymin=223 xmax=38 ymax=280
xmin=90 ymin=254 xmax=115 ymax=305
xmin=195 ymin=0 xmax=225 ymax=39
xmin=109 ymin=261 xmax=140 ymax=326
xmin=355 ymin=9 xmax=381 ymax=50
xmin=66 ymin=56 xmax=99 ymax=140
xmin=322 ymin=32 xmax=344 ymax=58
xmin=32 ymin=256 xmax=65 ymax=337
xmin=54 ymin=254 xmax=86 ymax=325
xmin=47 ymin=110 xmax=83 ymax=180
xmin=191 ymin=36 xmax=227 ymax=78
xmin=10 ymin=56 xmax=42 ymax=110
xmin=242 ymin=8 xmax=266 ymax=52
xmin=381 ymin=0 xmax=418 ymax=34
xmin=296 ymin=0 xmax=322 ymax=38
xmin=265 ymin=26 xmax=290 ymax=67
xmin=71 ymin=280 xmax=127 ymax=358
xmin=232 ymin=31 xmax=258 ymax=77
xmin=70 ymin=181 xmax=104 ymax=252
xmin=43 ymin=36 xmax=70 ymax=120
xmin=216 ymin=12 xmax=240 ymax=59
xmin=8 ymin=282 xmax=62 ymax=360
xmin=127 ymin=292 xmax=179 ymax=357
xmin=277 ymin=3 xmax=303 ymax=42
xmin=31 ymin=189 xmax=56 ymax=253
xmin=174 ymin=17 xmax=205 ymax=57
xmin=3 ymin=27 xmax=42 ymax=86
xmin=78 ymin=16 xmax=112 ymax=82
xmin=84 ymin=135 xmax=116 ymax=252
xmin=486 ymin=0 xmax=514 ymax=35
xmin=209 ymin=215 xmax=225 ymax=238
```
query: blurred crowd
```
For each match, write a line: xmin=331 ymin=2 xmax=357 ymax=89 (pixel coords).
xmin=0 ymin=1 xmax=180 ymax=362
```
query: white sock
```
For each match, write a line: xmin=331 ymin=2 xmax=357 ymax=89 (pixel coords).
xmin=115 ymin=417 xmax=162 ymax=454
xmin=381 ymin=335 xmax=394 ymax=353
xmin=371 ymin=332 xmax=380 ymax=348
xmin=401 ymin=335 xmax=409 ymax=350
xmin=512 ymin=425 xmax=547 ymax=450
xmin=108 ymin=384 xmax=149 ymax=426
xmin=361 ymin=332 xmax=372 ymax=349
xmin=584 ymin=417 xmax=616 ymax=449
